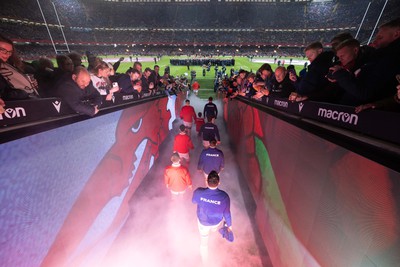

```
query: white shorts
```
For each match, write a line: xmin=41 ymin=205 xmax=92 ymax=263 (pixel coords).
xmin=198 ymin=220 xmax=222 ymax=237
xmin=170 ymin=189 xmax=186 ymax=195
xmin=177 ymin=152 xmax=190 ymax=162
xmin=183 ymin=121 xmax=193 ymax=128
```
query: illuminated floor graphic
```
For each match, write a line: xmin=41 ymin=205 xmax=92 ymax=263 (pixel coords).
xmin=100 ymin=93 xmax=272 ymax=267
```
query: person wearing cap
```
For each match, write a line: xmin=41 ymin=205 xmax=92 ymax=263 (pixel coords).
xmin=192 ymin=171 xmax=232 ymax=263
xmin=173 ymin=124 xmax=194 ymax=165
xmin=197 ymin=139 xmax=224 ymax=178
xmin=203 ymin=96 xmax=218 ymax=120
xmin=164 ymin=153 xmax=192 ymax=200
xmin=180 ymin=99 xmax=197 ymax=134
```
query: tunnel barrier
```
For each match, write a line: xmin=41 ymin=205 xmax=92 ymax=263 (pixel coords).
xmin=0 ymin=92 xmax=183 ymax=267
xmin=224 ymin=96 xmax=400 ymax=267
xmin=0 ymin=92 xmax=399 ymax=267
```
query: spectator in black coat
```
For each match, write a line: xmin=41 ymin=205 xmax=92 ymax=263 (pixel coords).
xmin=269 ymin=66 xmax=295 ymax=98
xmin=116 ymin=68 xmax=141 ymax=99
xmin=54 ymin=66 xmax=101 ymax=116
xmin=329 ymin=18 xmax=400 ymax=105
xmin=289 ymin=41 xmax=334 ymax=102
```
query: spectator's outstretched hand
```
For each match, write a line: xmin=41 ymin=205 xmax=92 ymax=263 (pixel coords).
xmin=355 ymin=103 xmax=375 ymax=113
xmin=0 ymin=98 xmax=5 ymax=114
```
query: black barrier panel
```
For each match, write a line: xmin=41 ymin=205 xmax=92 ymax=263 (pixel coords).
xmin=1 ymin=94 xmax=398 ymax=148
xmin=170 ymin=58 xmax=235 ymax=66
xmin=250 ymin=96 xmax=400 ymax=146
xmin=225 ymin=99 xmax=400 ymax=267
xmin=0 ymin=98 xmax=75 ymax=127
xmin=0 ymin=92 xmax=168 ymax=128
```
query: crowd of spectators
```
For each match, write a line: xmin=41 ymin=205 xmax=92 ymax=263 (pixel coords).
xmin=0 ymin=33 xmax=189 ymax=117
xmin=1 ymin=0 xmax=399 ymax=49
xmin=216 ymin=18 xmax=400 ymax=113
xmin=1 ymin=1 xmax=399 ymax=118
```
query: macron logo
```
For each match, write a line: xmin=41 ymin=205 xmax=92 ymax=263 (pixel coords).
xmin=52 ymin=101 xmax=61 ymax=113
xmin=298 ymin=103 xmax=304 ymax=113
xmin=317 ymin=108 xmax=358 ymax=125
xmin=0 ymin=107 xmax=26 ymax=120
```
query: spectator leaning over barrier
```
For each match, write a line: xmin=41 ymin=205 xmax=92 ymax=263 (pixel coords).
xmin=68 ymin=52 xmax=83 ymax=69
xmin=371 ymin=18 xmax=400 ymax=49
xmin=0 ymin=34 xmax=40 ymax=100
xmin=90 ymin=59 xmax=119 ymax=101
xmin=241 ymin=72 xmax=256 ymax=98
xmin=117 ymin=68 xmax=141 ymax=99
xmin=326 ymin=38 xmax=375 ymax=105
xmin=236 ymin=69 xmax=249 ymax=95
xmin=269 ymin=66 xmax=296 ymax=98
xmin=330 ymin=32 xmax=354 ymax=54
xmin=149 ymin=64 xmax=161 ymax=92
xmin=328 ymin=18 xmax=400 ymax=106
xmin=54 ymin=66 xmax=101 ymax=116
xmin=0 ymin=97 xmax=5 ymax=114
xmin=34 ymin=57 xmax=54 ymax=98
xmin=133 ymin=61 xmax=142 ymax=75
xmin=55 ymin=55 xmax=74 ymax=76
xmin=256 ymin=63 xmax=274 ymax=88
xmin=140 ymin=67 xmax=154 ymax=97
xmin=288 ymin=41 xmax=334 ymax=102
xmin=355 ymin=75 xmax=400 ymax=113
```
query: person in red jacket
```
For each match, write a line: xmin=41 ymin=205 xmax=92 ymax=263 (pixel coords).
xmin=164 ymin=153 xmax=192 ymax=200
xmin=180 ymin=99 xmax=197 ymax=134
xmin=173 ymin=124 xmax=194 ymax=165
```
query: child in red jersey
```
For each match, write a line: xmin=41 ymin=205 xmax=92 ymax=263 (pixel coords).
xmin=195 ymin=112 xmax=205 ymax=135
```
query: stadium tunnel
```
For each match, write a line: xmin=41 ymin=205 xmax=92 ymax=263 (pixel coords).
xmin=0 ymin=91 xmax=399 ymax=267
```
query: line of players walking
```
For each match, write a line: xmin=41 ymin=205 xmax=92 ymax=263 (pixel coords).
xmin=163 ymin=96 xmax=233 ymax=264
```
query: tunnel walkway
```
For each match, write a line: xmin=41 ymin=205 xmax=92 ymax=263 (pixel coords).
xmin=101 ymin=92 xmax=272 ymax=267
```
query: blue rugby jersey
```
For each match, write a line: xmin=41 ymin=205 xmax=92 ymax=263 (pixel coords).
xmin=192 ymin=187 xmax=232 ymax=227
xmin=197 ymin=147 xmax=224 ymax=174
